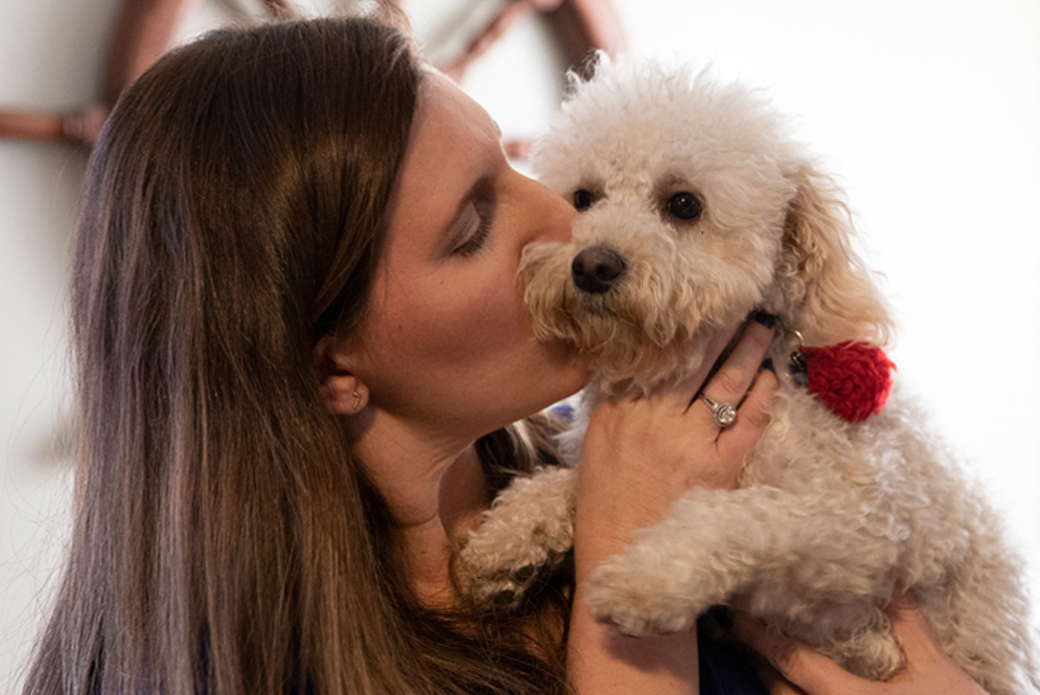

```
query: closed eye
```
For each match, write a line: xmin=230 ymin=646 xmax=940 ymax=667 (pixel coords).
xmin=451 ymin=195 xmax=495 ymax=258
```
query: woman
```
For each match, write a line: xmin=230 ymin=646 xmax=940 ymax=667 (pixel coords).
xmin=22 ymin=15 xmax=989 ymax=695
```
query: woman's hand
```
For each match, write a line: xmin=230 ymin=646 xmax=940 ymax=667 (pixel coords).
xmin=567 ymin=314 xmax=778 ymax=694
xmin=733 ymin=594 xmax=991 ymax=695
xmin=573 ymin=313 xmax=778 ymax=567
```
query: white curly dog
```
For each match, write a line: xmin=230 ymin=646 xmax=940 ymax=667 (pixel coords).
xmin=456 ymin=56 xmax=1039 ymax=693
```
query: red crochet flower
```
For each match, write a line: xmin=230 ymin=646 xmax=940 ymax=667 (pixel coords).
xmin=798 ymin=341 xmax=896 ymax=423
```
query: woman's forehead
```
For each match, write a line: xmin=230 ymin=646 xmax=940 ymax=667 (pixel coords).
xmin=413 ymin=72 xmax=499 ymax=155
xmin=382 ymin=74 xmax=501 ymax=252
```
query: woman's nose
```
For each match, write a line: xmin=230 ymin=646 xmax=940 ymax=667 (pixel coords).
xmin=531 ymin=180 xmax=577 ymax=244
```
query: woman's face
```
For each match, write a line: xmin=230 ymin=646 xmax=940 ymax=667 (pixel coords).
xmin=346 ymin=72 xmax=587 ymax=442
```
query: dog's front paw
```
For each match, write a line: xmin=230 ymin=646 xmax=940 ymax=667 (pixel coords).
xmin=457 ymin=563 xmax=554 ymax=607
xmin=821 ymin=623 xmax=905 ymax=682
xmin=456 ymin=467 xmax=577 ymax=606
xmin=584 ymin=551 xmax=719 ymax=636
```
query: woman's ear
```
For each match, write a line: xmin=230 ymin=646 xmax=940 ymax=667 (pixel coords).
xmin=313 ymin=335 xmax=369 ymax=415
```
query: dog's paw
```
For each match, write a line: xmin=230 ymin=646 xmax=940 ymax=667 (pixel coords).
xmin=457 ymin=563 xmax=553 ymax=607
xmin=584 ymin=555 xmax=714 ymax=636
xmin=823 ymin=627 xmax=905 ymax=682
xmin=456 ymin=534 xmax=566 ymax=608
xmin=455 ymin=467 xmax=577 ymax=606
xmin=780 ymin=604 xmax=906 ymax=682
xmin=582 ymin=509 xmax=743 ymax=635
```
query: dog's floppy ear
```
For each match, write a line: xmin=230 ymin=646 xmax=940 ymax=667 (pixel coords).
xmin=778 ymin=164 xmax=893 ymax=348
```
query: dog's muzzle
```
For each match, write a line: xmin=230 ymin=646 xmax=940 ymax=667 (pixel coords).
xmin=571 ymin=246 xmax=626 ymax=294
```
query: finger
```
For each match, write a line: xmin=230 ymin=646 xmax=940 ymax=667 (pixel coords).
xmin=717 ymin=361 xmax=778 ymax=460
xmin=653 ymin=322 xmax=741 ymax=410
xmin=688 ymin=314 xmax=775 ymax=425
xmin=745 ymin=650 xmax=812 ymax=695
xmin=733 ymin=614 xmax=872 ymax=695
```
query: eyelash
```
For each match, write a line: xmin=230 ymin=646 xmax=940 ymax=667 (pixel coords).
xmin=452 ymin=195 xmax=495 ymax=258
xmin=453 ymin=214 xmax=491 ymax=258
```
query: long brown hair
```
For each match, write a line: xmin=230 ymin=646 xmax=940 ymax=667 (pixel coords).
xmin=23 ymin=17 xmax=570 ymax=695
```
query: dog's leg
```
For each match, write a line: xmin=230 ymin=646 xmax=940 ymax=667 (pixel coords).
xmin=583 ymin=484 xmax=906 ymax=637
xmin=456 ymin=466 xmax=577 ymax=605
xmin=583 ymin=485 xmax=814 ymax=635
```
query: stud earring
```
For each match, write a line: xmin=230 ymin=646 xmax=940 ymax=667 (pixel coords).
xmin=352 ymin=390 xmax=362 ymax=411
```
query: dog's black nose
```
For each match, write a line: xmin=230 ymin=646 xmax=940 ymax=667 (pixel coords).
xmin=571 ymin=246 xmax=626 ymax=294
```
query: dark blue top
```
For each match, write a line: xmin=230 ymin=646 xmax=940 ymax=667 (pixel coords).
xmin=698 ymin=626 xmax=770 ymax=695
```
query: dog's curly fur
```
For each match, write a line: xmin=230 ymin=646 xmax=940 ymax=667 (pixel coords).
xmin=457 ymin=57 xmax=1039 ymax=693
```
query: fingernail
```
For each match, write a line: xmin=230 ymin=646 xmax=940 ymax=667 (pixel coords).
xmin=753 ymin=311 xmax=776 ymax=328
xmin=761 ymin=358 xmax=775 ymax=374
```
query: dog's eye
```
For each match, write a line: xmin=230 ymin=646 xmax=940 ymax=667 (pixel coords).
xmin=573 ymin=190 xmax=596 ymax=211
xmin=666 ymin=192 xmax=703 ymax=221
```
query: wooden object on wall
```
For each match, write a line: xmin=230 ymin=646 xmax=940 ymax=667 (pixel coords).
xmin=442 ymin=0 xmax=626 ymax=82
xmin=0 ymin=0 xmax=293 ymax=146
xmin=0 ymin=0 xmax=625 ymax=147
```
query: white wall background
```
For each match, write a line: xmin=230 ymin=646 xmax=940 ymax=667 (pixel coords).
xmin=2 ymin=0 xmax=1038 ymax=691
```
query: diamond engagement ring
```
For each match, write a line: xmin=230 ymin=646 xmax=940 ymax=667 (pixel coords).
xmin=700 ymin=395 xmax=737 ymax=429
